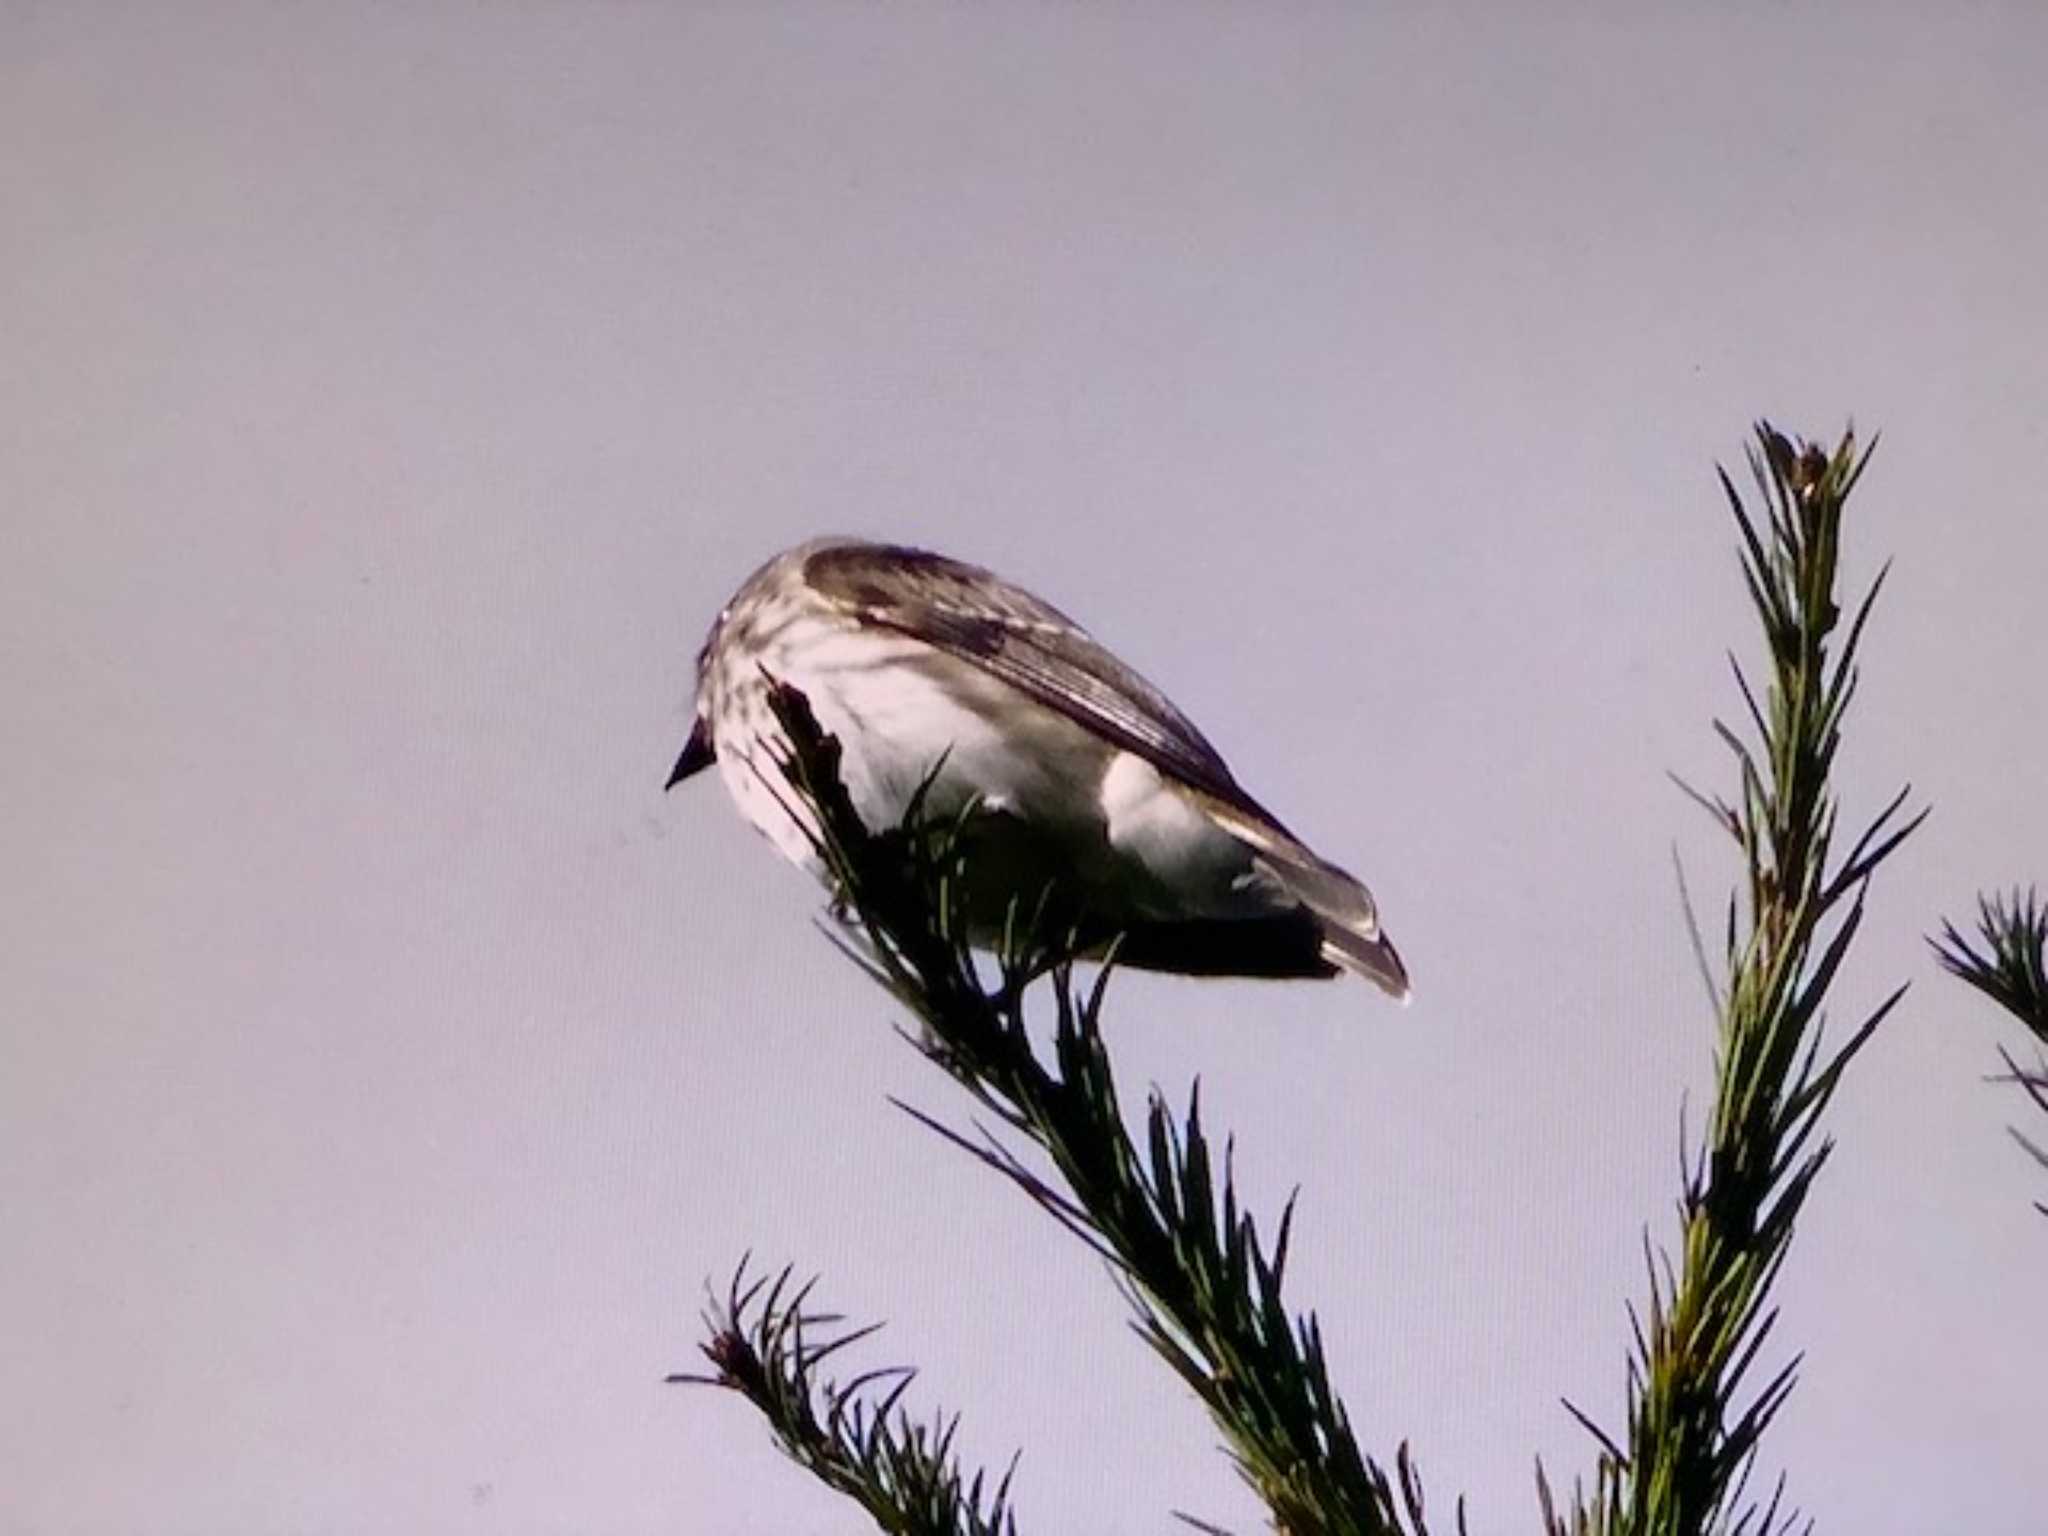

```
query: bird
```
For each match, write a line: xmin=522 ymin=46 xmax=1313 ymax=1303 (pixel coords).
xmin=666 ymin=537 xmax=1409 ymax=999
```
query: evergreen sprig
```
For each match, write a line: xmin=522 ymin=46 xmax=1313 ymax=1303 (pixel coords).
xmin=671 ymin=1259 xmax=1021 ymax=1536
xmin=1545 ymin=425 xmax=1920 ymax=1536
xmin=1934 ymin=889 xmax=2048 ymax=1037
xmin=1933 ymin=889 xmax=2048 ymax=1212
xmin=744 ymin=680 xmax=1443 ymax=1536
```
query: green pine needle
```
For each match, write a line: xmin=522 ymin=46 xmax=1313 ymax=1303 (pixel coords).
xmin=1934 ymin=889 xmax=2048 ymax=1042
xmin=672 ymin=1258 xmax=1022 ymax=1536
xmin=1933 ymin=889 xmax=2048 ymax=1212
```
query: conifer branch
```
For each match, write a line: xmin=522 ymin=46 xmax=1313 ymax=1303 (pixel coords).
xmin=737 ymin=680 xmax=1444 ymax=1536
xmin=1545 ymin=424 xmax=1919 ymax=1536
xmin=1933 ymin=889 xmax=2048 ymax=1213
xmin=672 ymin=1258 xmax=1022 ymax=1535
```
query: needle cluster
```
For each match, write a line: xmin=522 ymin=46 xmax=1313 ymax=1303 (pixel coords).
xmin=1934 ymin=889 xmax=2048 ymax=1212
xmin=672 ymin=1260 xmax=1020 ymax=1536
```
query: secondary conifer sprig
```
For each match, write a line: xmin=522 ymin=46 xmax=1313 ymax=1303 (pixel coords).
xmin=1933 ymin=889 xmax=2048 ymax=1212
xmin=671 ymin=1259 xmax=1021 ymax=1535
xmin=1545 ymin=425 xmax=1920 ymax=1536
xmin=746 ymin=680 xmax=1443 ymax=1536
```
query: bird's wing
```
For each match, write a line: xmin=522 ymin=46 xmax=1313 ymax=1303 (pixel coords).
xmin=803 ymin=542 xmax=1285 ymax=829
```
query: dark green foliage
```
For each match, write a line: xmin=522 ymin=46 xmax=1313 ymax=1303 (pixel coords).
xmin=1544 ymin=425 xmax=1920 ymax=1536
xmin=1935 ymin=889 xmax=2048 ymax=1037
xmin=1934 ymin=889 xmax=2048 ymax=1211
xmin=672 ymin=1260 xmax=1020 ymax=1536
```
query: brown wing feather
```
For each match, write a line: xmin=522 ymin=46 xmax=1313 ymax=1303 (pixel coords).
xmin=804 ymin=542 xmax=1292 ymax=833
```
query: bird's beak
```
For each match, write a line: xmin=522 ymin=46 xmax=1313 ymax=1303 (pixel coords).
xmin=665 ymin=719 xmax=715 ymax=789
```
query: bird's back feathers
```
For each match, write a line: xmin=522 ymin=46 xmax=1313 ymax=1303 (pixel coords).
xmin=804 ymin=542 xmax=1275 ymax=828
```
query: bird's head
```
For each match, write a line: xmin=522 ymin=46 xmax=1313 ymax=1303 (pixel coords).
xmin=663 ymin=540 xmax=849 ymax=794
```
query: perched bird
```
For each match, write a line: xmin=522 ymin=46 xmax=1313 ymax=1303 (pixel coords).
xmin=667 ymin=538 xmax=1409 ymax=999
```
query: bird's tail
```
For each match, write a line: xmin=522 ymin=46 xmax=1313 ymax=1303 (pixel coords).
xmin=1250 ymin=845 xmax=1410 ymax=1001
xmin=1314 ymin=915 xmax=1411 ymax=1001
xmin=1189 ymin=789 xmax=1412 ymax=1001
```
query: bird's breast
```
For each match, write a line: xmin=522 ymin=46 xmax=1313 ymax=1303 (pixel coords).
xmin=708 ymin=611 xmax=1262 ymax=929
xmin=709 ymin=615 xmax=1106 ymax=861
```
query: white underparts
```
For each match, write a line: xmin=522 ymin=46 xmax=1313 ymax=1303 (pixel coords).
xmin=710 ymin=607 xmax=1307 ymax=931
xmin=1098 ymin=751 xmax=1257 ymax=918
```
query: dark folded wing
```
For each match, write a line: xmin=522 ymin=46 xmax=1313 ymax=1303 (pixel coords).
xmin=804 ymin=541 xmax=1283 ymax=829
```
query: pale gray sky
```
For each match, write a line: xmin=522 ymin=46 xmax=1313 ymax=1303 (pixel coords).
xmin=4 ymin=4 xmax=2045 ymax=1533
